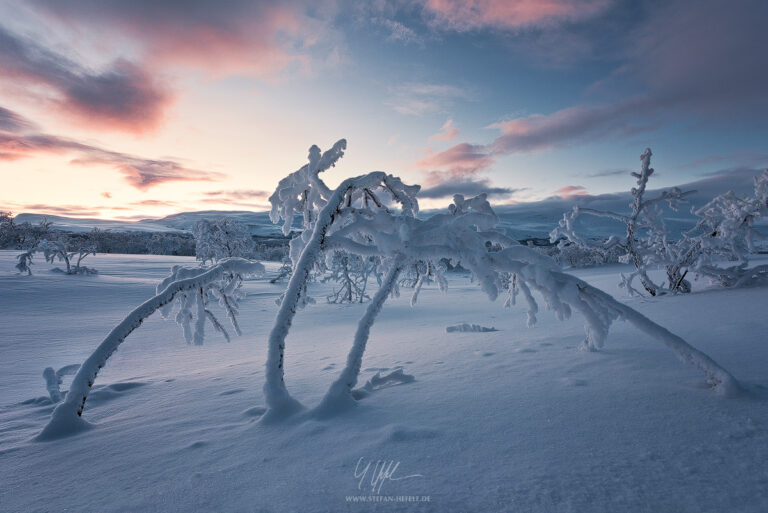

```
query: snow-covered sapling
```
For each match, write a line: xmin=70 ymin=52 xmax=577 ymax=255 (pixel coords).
xmin=38 ymin=258 xmax=264 ymax=440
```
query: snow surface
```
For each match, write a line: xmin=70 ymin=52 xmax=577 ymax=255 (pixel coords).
xmin=1 ymin=251 xmax=768 ymax=512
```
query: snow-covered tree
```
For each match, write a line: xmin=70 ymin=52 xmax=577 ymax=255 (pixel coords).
xmin=39 ymin=258 xmax=264 ymax=439
xmin=194 ymin=217 xmax=255 ymax=264
xmin=551 ymin=149 xmax=695 ymax=295
xmin=15 ymin=239 xmax=97 ymax=275
xmin=552 ymin=150 xmax=768 ymax=294
xmin=264 ymin=141 xmax=737 ymax=422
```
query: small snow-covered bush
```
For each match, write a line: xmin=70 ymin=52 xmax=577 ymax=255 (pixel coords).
xmin=194 ymin=217 xmax=255 ymax=265
xmin=15 ymin=239 xmax=97 ymax=275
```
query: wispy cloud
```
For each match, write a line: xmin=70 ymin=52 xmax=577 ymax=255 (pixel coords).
xmin=428 ymin=119 xmax=460 ymax=143
xmin=419 ymin=178 xmax=517 ymax=199
xmin=203 ymin=190 xmax=269 ymax=200
xmin=0 ymin=25 xmax=171 ymax=133
xmin=16 ymin=204 xmax=106 ymax=217
xmin=417 ymin=142 xmax=494 ymax=176
xmin=584 ymin=168 xmax=629 ymax=178
xmin=30 ymin=0 xmax=317 ymax=78
xmin=386 ymin=82 xmax=471 ymax=116
xmin=0 ymin=105 xmax=224 ymax=189
xmin=423 ymin=0 xmax=612 ymax=31
xmin=0 ymin=105 xmax=37 ymax=132
xmin=374 ymin=18 xmax=424 ymax=46
xmin=130 ymin=199 xmax=179 ymax=207
xmin=487 ymin=98 xmax=655 ymax=154
xmin=676 ymin=152 xmax=768 ymax=170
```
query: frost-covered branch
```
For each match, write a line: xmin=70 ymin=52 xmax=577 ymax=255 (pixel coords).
xmin=42 ymin=364 xmax=80 ymax=403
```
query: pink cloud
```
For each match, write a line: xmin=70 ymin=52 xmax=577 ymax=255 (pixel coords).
xmin=554 ymin=185 xmax=588 ymax=198
xmin=417 ymin=142 xmax=494 ymax=177
xmin=428 ymin=119 xmax=460 ymax=142
xmin=0 ymin=27 xmax=172 ymax=134
xmin=424 ymin=0 xmax=611 ymax=31
xmin=32 ymin=1 xmax=310 ymax=78
xmin=0 ymin=105 xmax=224 ymax=189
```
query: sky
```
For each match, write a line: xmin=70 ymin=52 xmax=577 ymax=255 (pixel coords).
xmin=0 ymin=0 xmax=767 ymax=220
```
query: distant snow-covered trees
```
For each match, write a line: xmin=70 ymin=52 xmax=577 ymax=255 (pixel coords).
xmin=194 ymin=217 xmax=255 ymax=264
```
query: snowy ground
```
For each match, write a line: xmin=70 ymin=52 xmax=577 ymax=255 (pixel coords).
xmin=0 ymin=250 xmax=767 ymax=512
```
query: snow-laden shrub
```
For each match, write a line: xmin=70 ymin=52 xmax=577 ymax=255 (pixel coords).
xmin=38 ymin=258 xmax=264 ymax=440
xmin=321 ymin=251 xmax=378 ymax=303
xmin=15 ymin=239 xmax=97 ymax=275
xmin=682 ymin=170 xmax=768 ymax=287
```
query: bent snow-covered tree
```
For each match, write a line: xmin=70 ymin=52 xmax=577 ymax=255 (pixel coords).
xmin=265 ymin=140 xmax=738 ymax=421
xmin=38 ymin=258 xmax=264 ymax=440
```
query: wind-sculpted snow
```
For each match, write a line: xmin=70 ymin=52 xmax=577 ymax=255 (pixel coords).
xmin=446 ymin=323 xmax=498 ymax=333
xmin=38 ymin=258 xmax=264 ymax=440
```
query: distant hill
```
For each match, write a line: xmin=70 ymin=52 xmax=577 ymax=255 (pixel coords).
xmin=13 ymin=166 xmax=766 ymax=241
